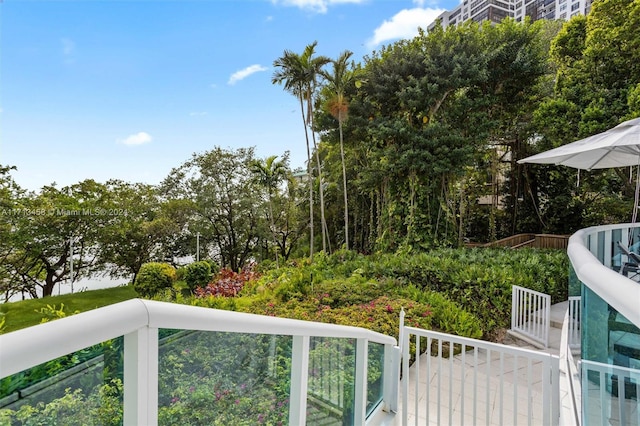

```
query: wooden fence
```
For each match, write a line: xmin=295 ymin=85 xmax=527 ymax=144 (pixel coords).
xmin=472 ymin=234 xmax=570 ymax=250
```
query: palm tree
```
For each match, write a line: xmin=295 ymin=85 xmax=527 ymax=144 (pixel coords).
xmin=250 ymin=155 xmax=289 ymax=268
xmin=272 ymin=41 xmax=330 ymax=258
xmin=321 ymin=50 xmax=355 ymax=250
xmin=301 ymin=43 xmax=331 ymax=253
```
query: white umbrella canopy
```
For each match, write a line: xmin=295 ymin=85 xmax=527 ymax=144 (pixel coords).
xmin=518 ymin=117 xmax=640 ymax=170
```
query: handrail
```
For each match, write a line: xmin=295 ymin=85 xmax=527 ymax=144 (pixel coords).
xmin=558 ymin=301 xmax=580 ymax=425
xmin=568 ymin=224 xmax=640 ymax=328
xmin=401 ymin=326 xmax=560 ymax=426
xmin=0 ymin=299 xmax=396 ymax=379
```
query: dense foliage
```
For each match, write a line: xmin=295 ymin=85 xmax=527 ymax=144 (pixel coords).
xmin=156 ymin=248 xmax=568 ymax=341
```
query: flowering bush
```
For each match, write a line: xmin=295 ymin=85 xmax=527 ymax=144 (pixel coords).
xmin=194 ymin=268 xmax=260 ymax=298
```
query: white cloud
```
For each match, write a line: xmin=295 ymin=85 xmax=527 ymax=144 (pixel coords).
xmin=118 ymin=132 xmax=153 ymax=146
xmin=367 ymin=7 xmax=445 ymax=48
xmin=270 ymin=0 xmax=364 ymax=14
xmin=228 ymin=64 xmax=268 ymax=85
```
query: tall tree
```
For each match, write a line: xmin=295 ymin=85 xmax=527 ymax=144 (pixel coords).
xmin=250 ymin=154 xmax=290 ymax=268
xmin=529 ymin=2 xmax=640 ymax=231
xmin=273 ymin=46 xmax=316 ymax=259
xmin=98 ymin=181 xmax=191 ymax=282
xmin=7 ymin=180 xmax=109 ymax=298
xmin=0 ymin=166 xmax=27 ymax=301
xmin=321 ymin=50 xmax=355 ymax=250
xmin=161 ymin=147 xmax=263 ymax=271
xmin=273 ymin=41 xmax=330 ymax=256
xmin=347 ymin=23 xmax=489 ymax=249
xmin=302 ymin=43 xmax=332 ymax=253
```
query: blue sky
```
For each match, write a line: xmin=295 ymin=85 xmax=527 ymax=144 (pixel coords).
xmin=0 ymin=0 xmax=458 ymax=191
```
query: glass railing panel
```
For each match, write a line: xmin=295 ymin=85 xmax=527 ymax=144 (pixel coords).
xmin=630 ymin=227 xmax=640 ymax=250
xmin=582 ymin=284 xmax=640 ymax=366
xmin=157 ymin=330 xmax=291 ymax=425
xmin=366 ymin=342 xmax=385 ymax=417
xmin=569 ymin=262 xmax=581 ymax=297
xmin=582 ymin=284 xmax=613 ymax=364
xmin=581 ymin=360 xmax=640 ymax=426
xmin=0 ymin=337 xmax=124 ymax=425
xmin=306 ymin=337 xmax=356 ymax=426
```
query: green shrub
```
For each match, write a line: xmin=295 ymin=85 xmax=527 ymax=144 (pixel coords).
xmin=184 ymin=261 xmax=212 ymax=293
xmin=134 ymin=262 xmax=176 ymax=298
xmin=204 ymin=259 xmax=220 ymax=277
xmin=175 ymin=266 xmax=187 ymax=282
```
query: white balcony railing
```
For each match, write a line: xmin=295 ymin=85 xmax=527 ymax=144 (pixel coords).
xmin=0 ymin=299 xmax=399 ymax=425
xmin=511 ymin=284 xmax=551 ymax=348
xmin=568 ymin=223 xmax=640 ymax=328
xmin=568 ymin=223 xmax=640 ymax=426
xmin=401 ymin=327 xmax=560 ymax=426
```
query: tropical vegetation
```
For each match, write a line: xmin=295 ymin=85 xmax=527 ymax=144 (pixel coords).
xmin=2 ymin=5 xmax=639 ymax=299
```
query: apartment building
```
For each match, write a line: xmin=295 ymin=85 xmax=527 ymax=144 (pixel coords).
xmin=427 ymin=0 xmax=593 ymax=31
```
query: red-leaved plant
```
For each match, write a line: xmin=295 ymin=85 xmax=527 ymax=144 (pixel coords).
xmin=195 ymin=267 xmax=260 ymax=298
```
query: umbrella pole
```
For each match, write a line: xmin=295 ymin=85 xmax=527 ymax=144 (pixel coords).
xmin=633 ymin=164 xmax=640 ymax=223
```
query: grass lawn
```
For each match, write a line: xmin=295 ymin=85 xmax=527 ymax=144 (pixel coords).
xmin=0 ymin=286 xmax=138 ymax=334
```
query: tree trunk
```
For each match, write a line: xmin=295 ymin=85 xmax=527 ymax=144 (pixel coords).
xmin=339 ymin=115 xmax=349 ymax=250
xmin=299 ymin=94 xmax=314 ymax=260
xmin=268 ymin=195 xmax=280 ymax=268
xmin=311 ymin=129 xmax=328 ymax=253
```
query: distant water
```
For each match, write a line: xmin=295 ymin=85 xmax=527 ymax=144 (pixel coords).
xmin=5 ymin=276 xmax=131 ymax=303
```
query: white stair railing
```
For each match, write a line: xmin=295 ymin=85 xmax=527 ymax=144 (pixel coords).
xmin=511 ymin=284 xmax=551 ymax=348
xmin=401 ymin=327 xmax=560 ymax=426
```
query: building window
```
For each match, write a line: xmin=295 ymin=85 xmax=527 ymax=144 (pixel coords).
xmin=571 ymin=2 xmax=580 ymax=10
xmin=559 ymin=11 xmax=567 ymax=18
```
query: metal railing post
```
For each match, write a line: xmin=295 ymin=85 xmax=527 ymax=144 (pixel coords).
xmin=124 ymin=327 xmax=158 ymax=426
xmin=354 ymin=338 xmax=368 ymax=425
xmin=384 ymin=343 xmax=400 ymax=413
xmin=289 ymin=335 xmax=310 ymax=425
